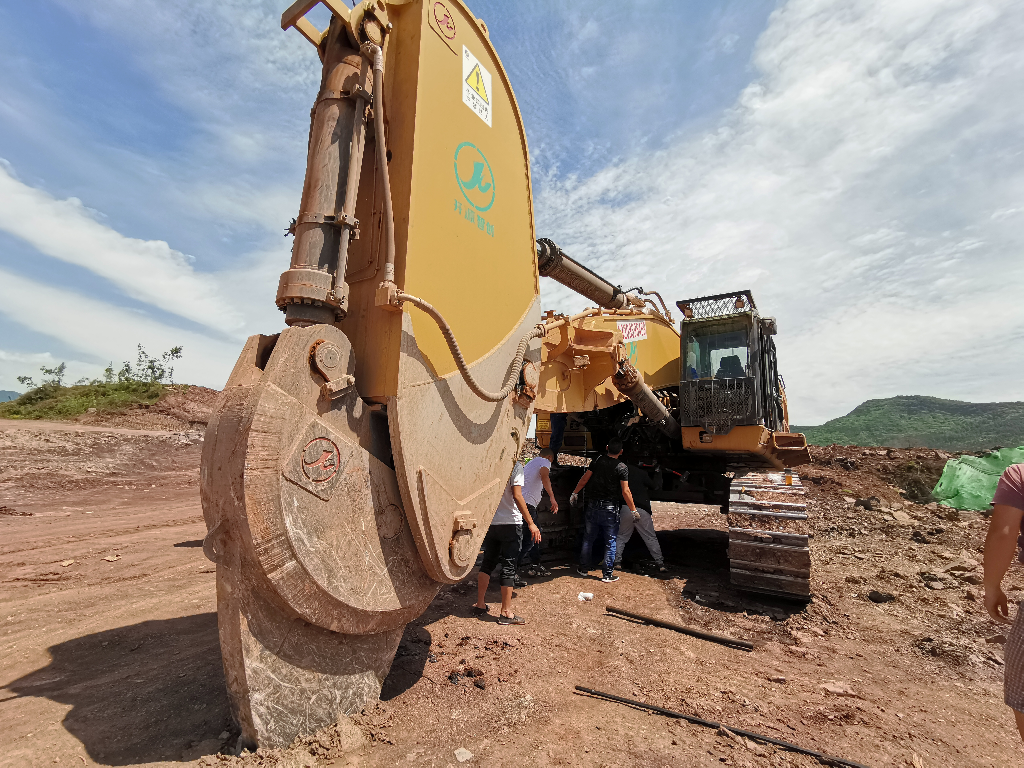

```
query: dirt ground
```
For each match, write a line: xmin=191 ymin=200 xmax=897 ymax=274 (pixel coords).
xmin=2 ymin=420 xmax=1022 ymax=768
xmin=71 ymin=385 xmax=221 ymax=433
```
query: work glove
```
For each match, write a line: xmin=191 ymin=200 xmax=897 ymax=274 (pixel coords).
xmin=570 ymin=493 xmax=579 ymax=507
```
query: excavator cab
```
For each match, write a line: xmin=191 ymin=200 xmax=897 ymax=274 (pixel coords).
xmin=676 ymin=290 xmax=808 ymax=467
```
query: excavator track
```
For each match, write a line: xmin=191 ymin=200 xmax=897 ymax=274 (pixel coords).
xmin=726 ymin=471 xmax=811 ymax=600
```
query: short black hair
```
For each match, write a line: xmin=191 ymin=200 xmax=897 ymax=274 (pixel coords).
xmin=606 ymin=438 xmax=623 ymax=455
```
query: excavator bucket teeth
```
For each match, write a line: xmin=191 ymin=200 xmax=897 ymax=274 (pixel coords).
xmin=727 ymin=471 xmax=812 ymax=600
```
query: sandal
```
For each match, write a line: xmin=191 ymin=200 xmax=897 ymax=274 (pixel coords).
xmin=470 ymin=605 xmax=489 ymax=615
xmin=497 ymin=613 xmax=526 ymax=625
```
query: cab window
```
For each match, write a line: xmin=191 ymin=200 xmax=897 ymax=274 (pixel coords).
xmin=685 ymin=329 xmax=749 ymax=380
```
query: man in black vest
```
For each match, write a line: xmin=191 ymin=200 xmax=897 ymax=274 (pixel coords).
xmin=570 ymin=439 xmax=638 ymax=583
xmin=614 ymin=463 xmax=666 ymax=572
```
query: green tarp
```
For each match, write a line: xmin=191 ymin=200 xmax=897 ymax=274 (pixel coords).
xmin=932 ymin=446 xmax=1024 ymax=511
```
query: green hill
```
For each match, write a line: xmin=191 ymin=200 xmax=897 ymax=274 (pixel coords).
xmin=0 ymin=381 xmax=164 ymax=420
xmin=794 ymin=396 xmax=1024 ymax=451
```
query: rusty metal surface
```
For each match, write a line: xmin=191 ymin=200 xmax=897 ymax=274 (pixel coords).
xmin=202 ymin=0 xmax=546 ymax=747
xmin=201 ymin=325 xmax=440 ymax=745
xmin=727 ymin=471 xmax=812 ymax=599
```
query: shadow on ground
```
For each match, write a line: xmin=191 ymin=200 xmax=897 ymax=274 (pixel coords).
xmin=5 ymin=613 xmax=231 ymax=765
xmin=390 ymin=523 xmax=807 ymax=698
xmin=659 ymin=527 xmax=808 ymax=620
xmin=381 ymin=621 xmax=434 ymax=701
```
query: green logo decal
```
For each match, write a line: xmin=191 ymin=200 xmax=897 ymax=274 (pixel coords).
xmin=454 ymin=141 xmax=495 ymax=212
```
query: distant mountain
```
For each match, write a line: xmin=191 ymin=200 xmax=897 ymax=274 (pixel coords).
xmin=0 ymin=390 xmax=21 ymax=403
xmin=793 ymin=396 xmax=1024 ymax=451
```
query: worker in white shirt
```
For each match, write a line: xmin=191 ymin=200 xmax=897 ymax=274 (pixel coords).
xmin=516 ymin=448 xmax=558 ymax=582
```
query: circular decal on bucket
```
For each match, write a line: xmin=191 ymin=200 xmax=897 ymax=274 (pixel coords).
xmin=301 ymin=437 xmax=341 ymax=483
xmin=433 ymin=2 xmax=456 ymax=39
xmin=454 ymin=142 xmax=495 ymax=212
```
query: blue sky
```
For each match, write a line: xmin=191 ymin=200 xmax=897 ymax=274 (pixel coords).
xmin=1 ymin=0 xmax=1022 ymax=424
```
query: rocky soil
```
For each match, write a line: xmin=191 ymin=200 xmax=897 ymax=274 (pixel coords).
xmin=2 ymin=427 xmax=1022 ymax=768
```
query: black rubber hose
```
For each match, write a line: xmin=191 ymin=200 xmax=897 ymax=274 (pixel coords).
xmin=574 ymin=686 xmax=872 ymax=768
xmin=397 ymin=291 xmax=543 ymax=402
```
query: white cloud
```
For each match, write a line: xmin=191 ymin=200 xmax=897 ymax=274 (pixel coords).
xmin=0 ymin=161 xmax=245 ymax=332
xmin=51 ymin=0 xmax=318 ymax=164
xmin=182 ymin=181 xmax=297 ymax=233
xmin=535 ymin=0 xmax=1024 ymax=424
xmin=213 ymin=240 xmax=293 ymax=335
xmin=0 ymin=268 xmax=239 ymax=390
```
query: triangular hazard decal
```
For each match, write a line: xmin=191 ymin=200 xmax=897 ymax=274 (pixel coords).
xmin=465 ymin=63 xmax=489 ymax=104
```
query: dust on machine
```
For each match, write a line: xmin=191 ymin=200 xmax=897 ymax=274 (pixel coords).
xmin=199 ymin=0 xmax=811 ymax=749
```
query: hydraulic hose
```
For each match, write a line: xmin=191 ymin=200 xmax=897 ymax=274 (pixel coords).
xmin=332 ymin=82 xmax=368 ymax=303
xmin=397 ymin=291 xmax=544 ymax=402
xmin=362 ymin=42 xmax=396 ymax=284
xmin=641 ymin=290 xmax=673 ymax=321
xmin=362 ymin=42 xmax=540 ymax=402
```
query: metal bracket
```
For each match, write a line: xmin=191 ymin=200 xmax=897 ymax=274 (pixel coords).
xmin=322 ymin=375 xmax=356 ymax=400
xmin=283 ymin=0 xmax=390 ymax=49
xmin=350 ymin=85 xmax=372 ymax=103
xmin=316 ymin=85 xmax=373 ymax=106
xmin=453 ymin=512 xmax=477 ymax=532
xmin=297 ymin=211 xmax=361 ymax=239
xmin=310 ymin=340 xmax=356 ymax=400
xmin=281 ymin=0 xmax=351 ymax=46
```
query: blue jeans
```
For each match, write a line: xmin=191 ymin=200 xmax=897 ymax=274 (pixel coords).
xmin=579 ymin=499 xmax=620 ymax=577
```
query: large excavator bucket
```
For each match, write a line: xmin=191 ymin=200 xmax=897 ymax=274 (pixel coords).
xmin=200 ymin=0 xmax=540 ymax=747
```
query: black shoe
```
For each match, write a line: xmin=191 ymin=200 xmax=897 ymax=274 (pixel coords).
xmin=576 ymin=566 xmax=590 ymax=576
xmin=513 ymin=578 xmax=528 ymax=588
xmin=601 ymin=574 xmax=619 ymax=583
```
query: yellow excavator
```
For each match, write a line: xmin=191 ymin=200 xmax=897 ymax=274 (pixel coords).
xmin=200 ymin=0 xmax=810 ymax=749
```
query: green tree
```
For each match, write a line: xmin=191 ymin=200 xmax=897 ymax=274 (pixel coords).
xmin=118 ymin=345 xmax=183 ymax=383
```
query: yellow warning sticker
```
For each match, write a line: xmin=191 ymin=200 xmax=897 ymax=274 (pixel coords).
xmin=465 ymin=64 xmax=489 ymax=104
xmin=462 ymin=46 xmax=492 ymax=126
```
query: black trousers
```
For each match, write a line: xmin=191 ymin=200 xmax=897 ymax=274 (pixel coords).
xmin=479 ymin=524 xmax=523 ymax=587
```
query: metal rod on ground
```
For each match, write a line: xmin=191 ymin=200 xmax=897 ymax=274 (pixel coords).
xmin=574 ymin=686 xmax=871 ymax=768
xmin=605 ymin=605 xmax=754 ymax=651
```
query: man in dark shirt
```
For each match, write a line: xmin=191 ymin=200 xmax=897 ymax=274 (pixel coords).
xmin=614 ymin=463 xmax=666 ymax=572
xmin=570 ymin=439 xmax=638 ymax=583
